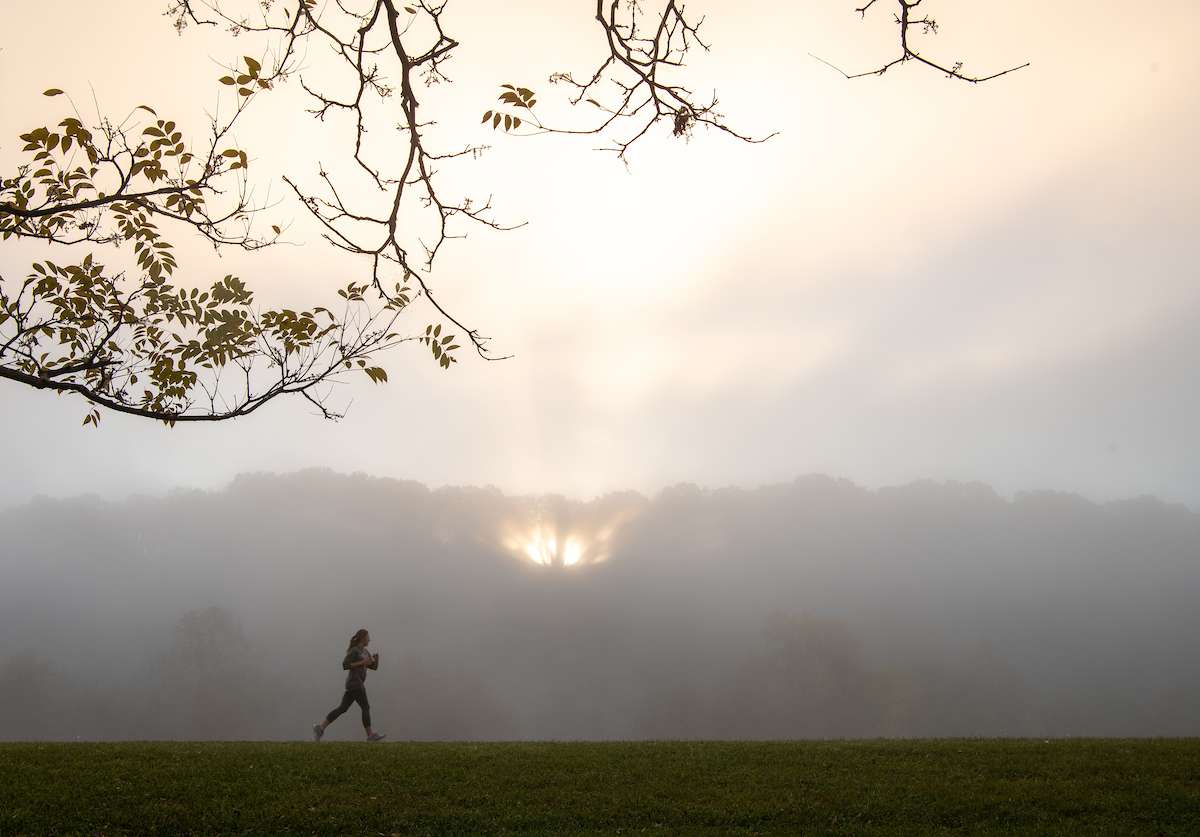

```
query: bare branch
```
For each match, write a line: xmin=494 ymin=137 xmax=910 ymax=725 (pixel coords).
xmin=816 ymin=0 xmax=1029 ymax=84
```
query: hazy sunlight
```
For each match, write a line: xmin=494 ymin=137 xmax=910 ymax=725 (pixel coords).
xmin=501 ymin=507 xmax=640 ymax=569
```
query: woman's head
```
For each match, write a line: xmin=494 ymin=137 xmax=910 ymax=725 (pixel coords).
xmin=348 ymin=628 xmax=370 ymax=650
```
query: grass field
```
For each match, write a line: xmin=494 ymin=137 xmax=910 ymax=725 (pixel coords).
xmin=1 ymin=740 xmax=1198 ymax=835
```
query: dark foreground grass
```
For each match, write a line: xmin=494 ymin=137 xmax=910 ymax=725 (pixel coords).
xmin=2 ymin=739 xmax=1198 ymax=835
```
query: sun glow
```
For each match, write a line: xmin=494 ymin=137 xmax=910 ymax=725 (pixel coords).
xmin=510 ymin=527 xmax=591 ymax=567
xmin=501 ymin=506 xmax=640 ymax=569
xmin=499 ymin=498 xmax=643 ymax=570
xmin=562 ymin=537 xmax=584 ymax=567
xmin=522 ymin=528 xmax=558 ymax=566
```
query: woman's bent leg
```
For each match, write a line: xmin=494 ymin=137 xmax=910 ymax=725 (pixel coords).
xmin=352 ymin=688 xmax=372 ymax=729
xmin=325 ymin=690 xmax=356 ymax=724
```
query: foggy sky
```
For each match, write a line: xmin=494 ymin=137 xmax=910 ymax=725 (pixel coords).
xmin=2 ymin=1 xmax=1199 ymax=508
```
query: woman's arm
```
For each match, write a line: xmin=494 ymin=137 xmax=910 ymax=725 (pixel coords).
xmin=342 ymin=650 xmax=372 ymax=670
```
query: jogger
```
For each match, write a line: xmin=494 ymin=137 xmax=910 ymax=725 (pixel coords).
xmin=313 ymin=628 xmax=386 ymax=741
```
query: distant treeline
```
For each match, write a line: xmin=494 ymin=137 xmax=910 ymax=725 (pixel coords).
xmin=1 ymin=470 xmax=1197 ymax=740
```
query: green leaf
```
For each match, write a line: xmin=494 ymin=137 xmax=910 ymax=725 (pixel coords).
xmin=244 ymin=56 xmax=262 ymax=75
xmin=43 ymin=88 xmax=64 ymax=97
xmin=219 ymin=76 xmax=236 ymax=85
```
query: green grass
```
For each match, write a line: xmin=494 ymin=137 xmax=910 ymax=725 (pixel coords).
xmin=1 ymin=740 xmax=1198 ymax=835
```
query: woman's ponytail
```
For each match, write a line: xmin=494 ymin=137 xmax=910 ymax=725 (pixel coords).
xmin=347 ymin=628 xmax=369 ymax=651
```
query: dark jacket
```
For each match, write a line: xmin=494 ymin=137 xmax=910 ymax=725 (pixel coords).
xmin=342 ymin=645 xmax=377 ymax=690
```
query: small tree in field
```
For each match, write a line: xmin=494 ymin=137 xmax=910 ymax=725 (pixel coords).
xmin=0 ymin=0 xmax=1024 ymax=425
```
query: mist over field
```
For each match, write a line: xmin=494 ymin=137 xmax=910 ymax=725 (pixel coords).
xmin=1 ymin=469 xmax=1197 ymax=741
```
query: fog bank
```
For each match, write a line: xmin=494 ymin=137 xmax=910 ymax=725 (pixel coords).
xmin=2 ymin=470 xmax=1197 ymax=740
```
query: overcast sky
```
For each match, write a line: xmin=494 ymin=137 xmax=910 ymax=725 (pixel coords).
xmin=2 ymin=0 xmax=1198 ymax=508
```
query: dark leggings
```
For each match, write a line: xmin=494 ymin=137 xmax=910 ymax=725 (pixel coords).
xmin=325 ymin=688 xmax=371 ymax=728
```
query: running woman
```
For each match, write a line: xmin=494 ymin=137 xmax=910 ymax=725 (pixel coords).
xmin=313 ymin=628 xmax=386 ymax=741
